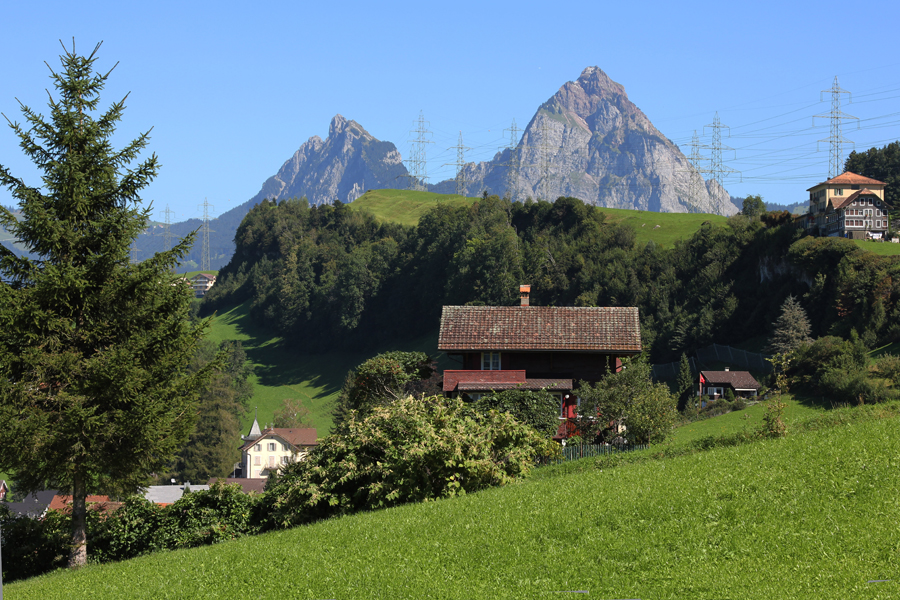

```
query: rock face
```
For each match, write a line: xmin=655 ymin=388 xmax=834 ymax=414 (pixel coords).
xmin=431 ymin=67 xmax=735 ymax=215
xmin=249 ymin=115 xmax=409 ymax=207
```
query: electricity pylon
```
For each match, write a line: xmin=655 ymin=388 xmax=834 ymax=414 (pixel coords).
xmin=704 ymin=113 xmax=740 ymax=215
xmin=503 ymin=119 xmax=522 ymax=201
xmin=443 ymin=131 xmax=471 ymax=196
xmin=814 ymin=76 xmax=858 ymax=179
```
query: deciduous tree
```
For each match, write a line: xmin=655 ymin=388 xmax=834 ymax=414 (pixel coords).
xmin=0 ymin=43 xmax=213 ymax=567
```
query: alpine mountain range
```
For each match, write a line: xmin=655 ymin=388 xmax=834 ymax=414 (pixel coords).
xmin=135 ymin=67 xmax=736 ymax=269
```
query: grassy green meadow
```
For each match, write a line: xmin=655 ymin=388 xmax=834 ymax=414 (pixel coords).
xmin=204 ymin=301 xmax=449 ymax=434
xmin=350 ymin=189 xmax=478 ymax=226
xmin=597 ymin=207 xmax=729 ymax=248
xmin=9 ymin=403 xmax=900 ymax=599
xmin=852 ymin=238 xmax=900 ymax=256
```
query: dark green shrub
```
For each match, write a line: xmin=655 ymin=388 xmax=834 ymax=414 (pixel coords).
xmin=472 ymin=389 xmax=560 ymax=437
xmin=262 ymin=395 xmax=556 ymax=529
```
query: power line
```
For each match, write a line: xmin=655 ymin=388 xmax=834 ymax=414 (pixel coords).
xmin=442 ymin=131 xmax=471 ymax=196
xmin=504 ymin=119 xmax=521 ymax=201
xmin=404 ymin=111 xmax=433 ymax=191
xmin=704 ymin=112 xmax=741 ymax=215
xmin=198 ymin=198 xmax=214 ymax=272
xmin=814 ymin=76 xmax=859 ymax=179
xmin=163 ymin=204 xmax=174 ymax=251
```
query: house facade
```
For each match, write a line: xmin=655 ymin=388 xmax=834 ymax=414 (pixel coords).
xmin=438 ymin=286 xmax=642 ymax=438
xmin=804 ymin=172 xmax=888 ymax=239
xmin=190 ymin=273 xmax=217 ymax=297
xmin=699 ymin=369 xmax=760 ymax=399
xmin=239 ymin=417 xmax=318 ymax=479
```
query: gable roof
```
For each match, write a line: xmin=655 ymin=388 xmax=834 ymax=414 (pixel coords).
xmin=4 ymin=489 xmax=59 ymax=517
xmin=438 ymin=306 xmax=641 ymax=353
xmin=700 ymin=370 xmax=760 ymax=390
xmin=831 ymin=188 xmax=881 ymax=211
xmin=207 ymin=478 xmax=268 ymax=494
xmin=239 ymin=427 xmax=318 ymax=452
xmin=808 ymin=171 xmax=885 ymax=190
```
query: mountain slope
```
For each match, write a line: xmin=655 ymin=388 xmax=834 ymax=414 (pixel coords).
xmin=431 ymin=67 xmax=735 ymax=215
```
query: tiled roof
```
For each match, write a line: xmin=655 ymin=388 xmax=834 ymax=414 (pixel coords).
xmin=438 ymin=306 xmax=641 ymax=352
xmin=239 ymin=427 xmax=318 ymax=452
xmin=831 ymin=189 xmax=881 ymax=211
xmin=808 ymin=171 xmax=885 ymax=190
xmin=207 ymin=478 xmax=267 ymax=494
xmin=700 ymin=370 xmax=760 ymax=390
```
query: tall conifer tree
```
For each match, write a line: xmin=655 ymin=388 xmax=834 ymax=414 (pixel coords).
xmin=0 ymin=42 xmax=213 ymax=567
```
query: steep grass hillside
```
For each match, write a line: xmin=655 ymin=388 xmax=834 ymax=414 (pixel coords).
xmin=349 ymin=188 xmax=477 ymax=226
xmin=10 ymin=406 xmax=900 ymax=599
xmin=204 ymin=301 xmax=449 ymax=434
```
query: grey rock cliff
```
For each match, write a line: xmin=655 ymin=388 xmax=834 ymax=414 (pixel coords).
xmin=249 ymin=115 xmax=409 ymax=207
xmin=431 ymin=67 xmax=736 ymax=215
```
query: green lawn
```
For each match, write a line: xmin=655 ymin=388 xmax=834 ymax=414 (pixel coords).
xmin=204 ymin=301 xmax=448 ymax=434
xmin=10 ymin=405 xmax=900 ymax=599
xmin=350 ymin=189 xmax=478 ymax=227
xmin=667 ymin=394 xmax=827 ymax=447
xmin=597 ymin=207 xmax=728 ymax=248
xmin=853 ymin=239 xmax=900 ymax=256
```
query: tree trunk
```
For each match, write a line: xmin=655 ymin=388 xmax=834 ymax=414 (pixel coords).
xmin=68 ymin=474 xmax=87 ymax=568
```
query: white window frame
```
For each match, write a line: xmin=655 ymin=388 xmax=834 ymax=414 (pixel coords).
xmin=481 ymin=352 xmax=501 ymax=370
xmin=267 ymin=442 xmax=276 ymax=452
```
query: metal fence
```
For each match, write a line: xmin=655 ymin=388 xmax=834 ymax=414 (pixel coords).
xmin=536 ymin=443 xmax=649 ymax=466
xmin=651 ymin=344 xmax=772 ymax=381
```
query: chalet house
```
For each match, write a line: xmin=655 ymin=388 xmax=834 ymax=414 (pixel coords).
xmin=699 ymin=369 xmax=760 ymax=399
xmin=190 ymin=273 xmax=217 ymax=297
xmin=239 ymin=416 xmax=318 ymax=479
xmin=804 ymin=172 xmax=889 ymax=239
xmin=438 ymin=286 xmax=642 ymax=437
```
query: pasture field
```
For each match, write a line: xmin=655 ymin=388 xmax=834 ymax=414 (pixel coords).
xmin=350 ymin=189 xmax=477 ymax=227
xmin=9 ymin=403 xmax=900 ymax=600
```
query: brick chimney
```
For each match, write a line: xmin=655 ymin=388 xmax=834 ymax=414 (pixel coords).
xmin=520 ymin=285 xmax=531 ymax=307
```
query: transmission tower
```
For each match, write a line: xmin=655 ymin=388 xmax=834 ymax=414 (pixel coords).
xmin=814 ymin=76 xmax=858 ymax=179
xmin=198 ymin=198 xmax=214 ymax=272
xmin=703 ymin=113 xmax=740 ymax=216
xmin=688 ymin=130 xmax=713 ymax=213
xmin=503 ymin=119 xmax=522 ymax=201
xmin=404 ymin=111 xmax=433 ymax=191
xmin=443 ymin=131 xmax=471 ymax=196
xmin=162 ymin=204 xmax=174 ymax=251
xmin=130 ymin=239 xmax=139 ymax=264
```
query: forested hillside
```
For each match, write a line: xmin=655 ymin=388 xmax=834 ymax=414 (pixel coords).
xmin=202 ymin=196 xmax=900 ymax=362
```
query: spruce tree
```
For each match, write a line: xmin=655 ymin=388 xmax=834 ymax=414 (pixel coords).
xmin=0 ymin=43 xmax=214 ymax=567
xmin=767 ymin=295 xmax=813 ymax=355
xmin=675 ymin=352 xmax=694 ymax=412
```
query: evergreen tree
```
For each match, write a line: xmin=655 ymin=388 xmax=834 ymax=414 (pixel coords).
xmin=675 ymin=352 xmax=694 ymax=412
xmin=0 ymin=43 xmax=213 ymax=567
xmin=767 ymin=295 xmax=813 ymax=354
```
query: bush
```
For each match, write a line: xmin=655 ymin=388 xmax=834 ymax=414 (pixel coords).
xmin=472 ymin=389 xmax=561 ymax=437
xmin=262 ymin=395 xmax=556 ymax=529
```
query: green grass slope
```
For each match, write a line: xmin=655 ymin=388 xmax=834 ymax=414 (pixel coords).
xmin=853 ymin=238 xmax=900 ymax=256
xmin=350 ymin=189 xmax=478 ymax=227
xmin=598 ymin=207 xmax=729 ymax=248
xmin=10 ymin=409 xmax=900 ymax=599
xmin=204 ymin=301 xmax=448 ymax=434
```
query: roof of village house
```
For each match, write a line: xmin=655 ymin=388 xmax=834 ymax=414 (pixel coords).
xmin=207 ymin=478 xmax=268 ymax=494
xmin=3 ymin=489 xmax=58 ymax=517
xmin=438 ymin=305 xmax=642 ymax=352
xmin=48 ymin=494 xmax=122 ymax=514
xmin=831 ymin=189 xmax=882 ymax=211
xmin=239 ymin=427 xmax=318 ymax=452
xmin=700 ymin=370 xmax=760 ymax=390
xmin=807 ymin=171 xmax=885 ymax=191
xmin=144 ymin=484 xmax=210 ymax=505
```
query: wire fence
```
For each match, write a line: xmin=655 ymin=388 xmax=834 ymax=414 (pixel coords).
xmin=651 ymin=344 xmax=773 ymax=381
xmin=536 ymin=443 xmax=649 ymax=466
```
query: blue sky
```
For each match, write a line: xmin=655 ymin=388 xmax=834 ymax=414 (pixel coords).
xmin=2 ymin=0 xmax=899 ymax=221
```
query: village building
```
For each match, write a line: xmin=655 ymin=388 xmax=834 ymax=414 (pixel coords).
xmin=804 ymin=172 xmax=889 ymax=239
xmin=238 ymin=415 xmax=317 ymax=479
xmin=438 ymin=285 xmax=642 ymax=439
xmin=190 ymin=273 xmax=217 ymax=297
xmin=699 ymin=368 xmax=760 ymax=400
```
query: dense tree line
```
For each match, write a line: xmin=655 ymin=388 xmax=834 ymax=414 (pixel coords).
xmin=203 ymin=194 xmax=900 ymax=362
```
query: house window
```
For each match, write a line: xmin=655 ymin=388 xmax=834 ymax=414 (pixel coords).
xmin=254 ymin=444 xmax=261 ymax=452
xmin=281 ymin=456 xmax=290 ymax=465
xmin=267 ymin=442 xmax=276 ymax=452
xmin=268 ymin=456 xmax=275 ymax=468
xmin=254 ymin=456 xmax=261 ymax=466
xmin=481 ymin=352 xmax=501 ymax=370
xmin=835 ymin=189 xmax=843 ymax=196
xmin=282 ymin=443 xmax=290 ymax=452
